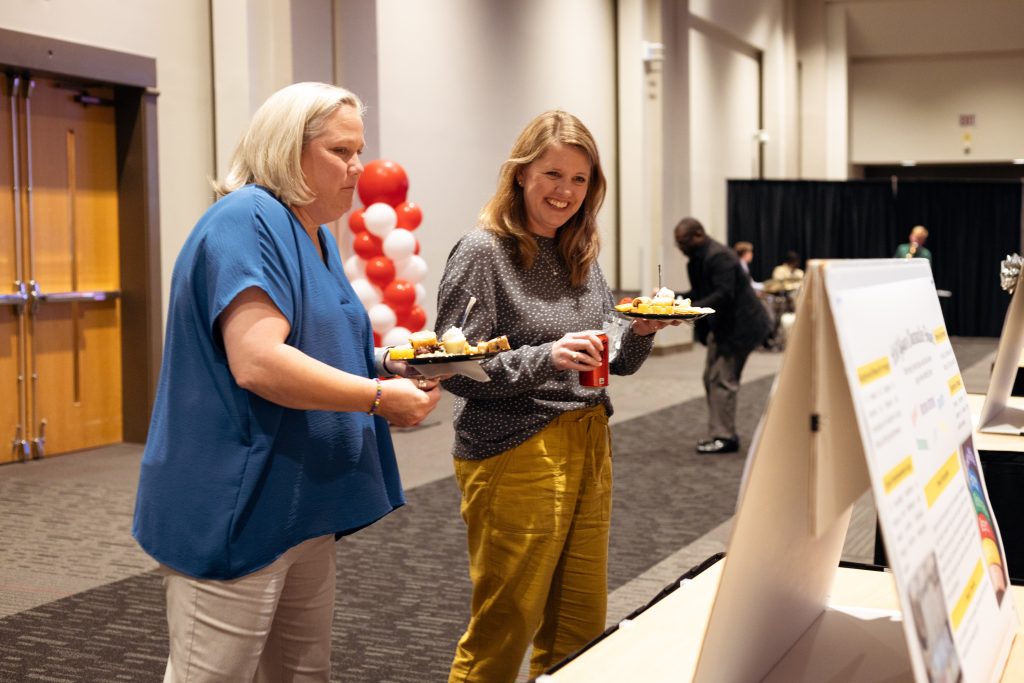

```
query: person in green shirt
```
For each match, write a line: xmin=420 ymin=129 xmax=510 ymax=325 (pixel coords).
xmin=895 ymin=225 xmax=932 ymax=262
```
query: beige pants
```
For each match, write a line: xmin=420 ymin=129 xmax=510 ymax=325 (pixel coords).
xmin=161 ymin=534 xmax=337 ymax=683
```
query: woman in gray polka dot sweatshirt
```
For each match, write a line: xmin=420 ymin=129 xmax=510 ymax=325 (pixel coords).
xmin=438 ymin=110 xmax=674 ymax=683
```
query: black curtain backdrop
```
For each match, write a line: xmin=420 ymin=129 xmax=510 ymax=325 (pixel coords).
xmin=727 ymin=179 xmax=1022 ymax=337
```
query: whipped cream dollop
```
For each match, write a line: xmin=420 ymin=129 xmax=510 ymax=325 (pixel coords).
xmin=441 ymin=326 xmax=468 ymax=354
xmin=442 ymin=326 xmax=466 ymax=343
xmin=652 ymin=287 xmax=676 ymax=304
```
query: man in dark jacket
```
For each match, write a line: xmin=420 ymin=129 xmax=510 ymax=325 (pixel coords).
xmin=675 ymin=217 xmax=772 ymax=454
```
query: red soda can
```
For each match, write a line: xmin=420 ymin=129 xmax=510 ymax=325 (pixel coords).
xmin=579 ymin=333 xmax=609 ymax=388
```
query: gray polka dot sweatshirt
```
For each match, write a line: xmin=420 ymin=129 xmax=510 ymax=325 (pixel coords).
xmin=436 ymin=229 xmax=655 ymax=460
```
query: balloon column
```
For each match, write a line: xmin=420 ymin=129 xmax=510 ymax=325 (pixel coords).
xmin=344 ymin=160 xmax=429 ymax=347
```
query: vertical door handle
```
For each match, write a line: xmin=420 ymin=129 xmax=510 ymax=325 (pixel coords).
xmin=11 ymin=425 xmax=29 ymax=462
xmin=28 ymin=280 xmax=41 ymax=315
xmin=31 ymin=418 xmax=46 ymax=459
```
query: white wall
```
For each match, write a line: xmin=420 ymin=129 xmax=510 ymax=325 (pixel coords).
xmin=212 ymin=0 xmax=294 ymax=179
xmin=684 ymin=0 xmax=791 ymax=241
xmin=850 ymin=53 xmax=1024 ymax=164
xmin=334 ymin=0 xmax=380 ymax=161
xmin=797 ymin=0 xmax=853 ymax=179
xmin=688 ymin=28 xmax=761 ymax=243
xmin=797 ymin=0 xmax=828 ymax=178
xmin=291 ymin=0 xmax=335 ymax=84
xmin=617 ymin=0 xmax=671 ymax=298
xmin=843 ymin=0 xmax=1024 ymax=58
xmin=690 ymin=0 xmax=775 ymax=47
xmin=797 ymin=0 xmax=1024 ymax=177
xmin=0 ymin=0 xmax=216 ymax=322
xmin=762 ymin=0 xmax=798 ymax=179
xmin=372 ymin=0 xmax=618 ymax=327
xmin=691 ymin=0 xmax=797 ymax=181
xmin=658 ymin=0 xmax=691 ymax=279
xmin=616 ymin=0 xmax=648 ymax=294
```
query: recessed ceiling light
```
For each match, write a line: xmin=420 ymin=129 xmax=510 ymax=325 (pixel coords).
xmin=900 ymin=160 xmax=917 ymax=167
xmin=1012 ymin=159 xmax=1024 ymax=165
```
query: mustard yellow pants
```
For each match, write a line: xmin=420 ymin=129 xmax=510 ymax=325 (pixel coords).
xmin=448 ymin=405 xmax=612 ymax=683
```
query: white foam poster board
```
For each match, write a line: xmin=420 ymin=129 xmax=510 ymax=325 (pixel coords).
xmin=978 ymin=273 xmax=1024 ymax=435
xmin=694 ymin=259 xmax=1018 ymax=683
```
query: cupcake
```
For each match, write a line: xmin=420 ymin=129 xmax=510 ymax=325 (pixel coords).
xmin=441 ymin=326 xmax=468 ymax=355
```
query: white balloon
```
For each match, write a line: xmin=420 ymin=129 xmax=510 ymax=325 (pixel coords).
xmin=382 ymin=228 xmax=417 ymax=260
xmin=350 ymin=278 xmax=381 ymax=308
xmin=396 ymin=254 xmax=428 ymax=284
xmin=368 ymin=303 xmax=397 ymax=334
xmin=344 ymin=255 xmax=365 ymax=281
xmin=382 ymin=325 xmax=411 ymax=347
xmin=363 ymin=203 xmax=397 ymax=239
xmin=414 ymin=283 xmax=426 ymax=306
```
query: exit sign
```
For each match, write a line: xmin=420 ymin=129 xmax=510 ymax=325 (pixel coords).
xmin=959 ymin=114 xmax=976 ymax=127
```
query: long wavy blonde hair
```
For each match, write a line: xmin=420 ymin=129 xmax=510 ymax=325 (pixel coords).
xmin=479 ymin=110 xmax=606 ymax=288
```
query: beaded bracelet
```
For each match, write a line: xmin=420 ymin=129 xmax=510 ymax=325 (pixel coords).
xmin=367 ymin=378 xmax=383 ymax=415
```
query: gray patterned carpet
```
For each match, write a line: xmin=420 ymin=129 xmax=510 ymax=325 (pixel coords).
xmin=0 ymin=374 xmax=775 ymax=683
xmin=0 ymin=337 xmax=998 ymax=682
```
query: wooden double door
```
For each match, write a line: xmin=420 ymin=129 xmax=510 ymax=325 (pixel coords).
xmin=0 ymin=75 xmax=123 ymax=463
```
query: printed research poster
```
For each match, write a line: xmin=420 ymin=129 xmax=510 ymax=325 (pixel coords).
xmin=825 ymin=260 xmax=1017 ymax=683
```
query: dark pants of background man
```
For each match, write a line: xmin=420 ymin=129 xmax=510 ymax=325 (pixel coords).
xmin=703 ymin=333 xmax=754 ymax=441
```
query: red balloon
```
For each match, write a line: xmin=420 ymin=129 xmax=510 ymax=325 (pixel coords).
xmin=395 ymin=201 xmax=423 ymax=230
xmin=365 ymin=256 xmax=396 ymax=288
xmin=373 ymin=331 xmax=382 ymax=346
xmin=414 ymin=238 xmax=420 ymax=255
xmin=383 ymin=279 xmax=416 ymax=313
xmin=358 ymin=160 xmax=409 ymax=207
xmin=352 ymin=231 xmax=383 ymax=259
xmin=348 ymin=207 xmax=366 ymax=234
xmin=398 ymin=305 xmax=427 ymax=332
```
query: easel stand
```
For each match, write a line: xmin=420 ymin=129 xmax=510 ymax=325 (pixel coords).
xmin=546 ymin=260 xmax=1021 ymax=683
xmin=694 ymin=260 xmax=1018 ymax=682
xmin=978 ymin=272 xmax=1024 ymax=435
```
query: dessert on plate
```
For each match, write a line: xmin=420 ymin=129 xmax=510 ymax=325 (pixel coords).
xmin=613 ymin=287 xmax=714 ymax=316
xmin=442 ymin=326 xmax=468 ymax=355
xmin=388 ymin=329 xmax=511 ymax=361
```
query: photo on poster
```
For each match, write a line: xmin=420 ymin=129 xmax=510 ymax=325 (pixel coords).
xmin=959 ymin=436 xmax=1009 ymax=605
xmin=907 ymin=553 xmax=962 ymax=683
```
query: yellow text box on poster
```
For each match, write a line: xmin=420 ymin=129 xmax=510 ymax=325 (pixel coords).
xmin=951 ymin=561 xmax=984 ymax=630
xmin=934 ymin=326 xmax=948 ymax=344
xmin=925 ymin=452 xmax=961 ymax=508
xmin=948 ymin=374 xmax=963 ymax=396
xmin=857 ymin=357 xmax=891 ymax=386
xmin=883 ymin=457 xmax=914 ymax=495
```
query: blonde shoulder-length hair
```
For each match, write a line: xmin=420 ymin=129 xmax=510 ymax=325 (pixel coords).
xmin=213 ymin=82 xmax=365 ymax=206
xmin=479 ymin=110 xmax=606 ymax=288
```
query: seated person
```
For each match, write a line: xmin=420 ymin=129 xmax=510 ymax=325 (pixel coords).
xmin=765 ymin=251 xmax=804 ymax=295
xmin=733 ymin=241 xmax=764 ymax=292
xmin=895 ymin=225 xmax=932 ymax=262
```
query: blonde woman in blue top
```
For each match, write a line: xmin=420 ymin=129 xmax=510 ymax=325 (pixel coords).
xmin=132 ymin=82 xmax=440 ymax=682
